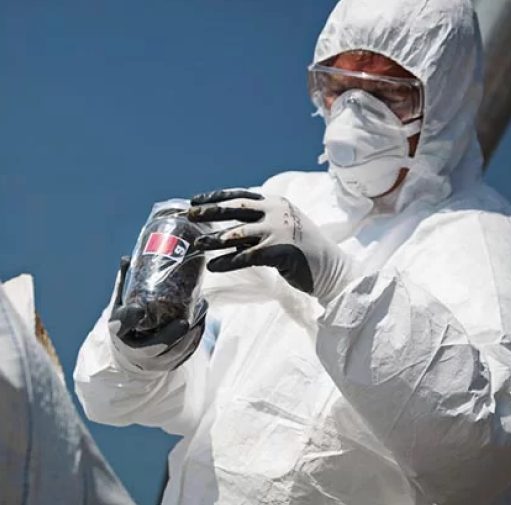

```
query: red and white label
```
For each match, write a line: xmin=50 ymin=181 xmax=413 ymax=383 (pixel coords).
xmin=143 ymin=232 xmax=190 ymax=261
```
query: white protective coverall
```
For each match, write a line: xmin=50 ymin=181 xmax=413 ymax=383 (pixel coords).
xmin=0 ymin=274 xmax=134 ymax=505
xmin=74 ymin=0 xmax=511 ymax=504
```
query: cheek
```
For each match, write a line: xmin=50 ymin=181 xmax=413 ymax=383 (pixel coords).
xmin=324 ymin=95 xmax=335 ymax=111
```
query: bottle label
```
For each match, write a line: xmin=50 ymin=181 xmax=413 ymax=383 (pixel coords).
xmin=143 ymin=232 xmax=190 ymax=262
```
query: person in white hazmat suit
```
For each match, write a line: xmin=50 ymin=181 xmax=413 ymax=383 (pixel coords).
xmin=0 ymin=275 xmax=134 ymax=505
xmin=74 ymin=0 xmax=511 ymax=503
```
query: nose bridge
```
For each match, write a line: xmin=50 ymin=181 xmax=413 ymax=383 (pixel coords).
xmin=331 ymin=89 xmax=376 ymax=119
xmin=346 ymin=93 xmax=362 ymax=107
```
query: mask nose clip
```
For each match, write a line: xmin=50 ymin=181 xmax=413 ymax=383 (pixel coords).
xmin=330 ymin=92 xmax=360 ymax=117
xmin=346 ymin=95 xmax=360 ymax=107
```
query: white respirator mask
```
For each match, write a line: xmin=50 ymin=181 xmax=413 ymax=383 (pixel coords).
xmin=320 ymin=89 xmax=422 ymax=198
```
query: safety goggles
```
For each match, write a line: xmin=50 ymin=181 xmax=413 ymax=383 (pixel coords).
xmin=308 ymin=63 xmax=424 ymax=123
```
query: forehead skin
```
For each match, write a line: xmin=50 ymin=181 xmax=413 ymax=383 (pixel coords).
xmin=329 ymin=50 xmax=417 ymax=80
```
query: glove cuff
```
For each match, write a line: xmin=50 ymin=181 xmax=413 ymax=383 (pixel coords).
xmin=315 ymin=245 xmax=354 ymax=307
xmin=109 ymin=311 xmax=207 ymax=373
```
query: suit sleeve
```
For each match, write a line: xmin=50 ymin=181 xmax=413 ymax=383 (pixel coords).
xmin=316 ymin=269 xmax=511 ymax=505
xmin=74 ymin=298 xmax=211 ymax=437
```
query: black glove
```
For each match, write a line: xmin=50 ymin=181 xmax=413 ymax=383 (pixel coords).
xmin=188 ymin=189 xmax=350 ymax=303
xmin=108 ymin=257 xmax=207 ymax=371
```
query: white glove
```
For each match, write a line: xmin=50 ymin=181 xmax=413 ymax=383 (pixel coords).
xmin=188 ymin=189 xmax=352 ymax=305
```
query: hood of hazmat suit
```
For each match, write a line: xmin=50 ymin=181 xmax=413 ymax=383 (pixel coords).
xmin=0 ymin=275 xmax=134 ymax=505
xmin=74 ymin=1 xmax=511 ymax=504
xmin=313 ymin=0 xmax=484 ymax=224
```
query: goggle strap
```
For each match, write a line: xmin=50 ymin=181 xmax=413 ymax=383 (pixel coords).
xmin=403 ymin=119 xmax=422 ymax=138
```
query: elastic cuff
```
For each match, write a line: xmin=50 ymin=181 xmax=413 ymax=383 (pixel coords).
xmin=109 ymin=335 xmax=166 ymax=376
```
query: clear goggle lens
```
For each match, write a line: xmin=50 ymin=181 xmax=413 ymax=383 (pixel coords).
xmin=307 ymin=63 xmax=424 ymax=123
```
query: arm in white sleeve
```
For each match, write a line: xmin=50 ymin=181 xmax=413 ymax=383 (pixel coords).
xmin=74 ymin=302 xmax=211 ymax=437
xmin=316 ymin=270 xmax=511 ymax=505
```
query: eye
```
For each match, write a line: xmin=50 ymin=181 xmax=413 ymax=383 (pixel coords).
xmin=320 ymin=78 xmax=346 ymax=96
xmin=383 ymin=93 xmax=406 ymax=104
xmin=378 ymin=84 xmax=404 ymax=97
xmin=330 ymin=84 xmax=350 ymax=96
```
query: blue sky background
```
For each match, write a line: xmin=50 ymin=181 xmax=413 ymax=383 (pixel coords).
xmin=0 ymin=1 xmax=509 ymax=504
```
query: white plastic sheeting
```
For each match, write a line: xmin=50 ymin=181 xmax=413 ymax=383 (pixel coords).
xmin=0 ymin=275 xmax=134 ymax=505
